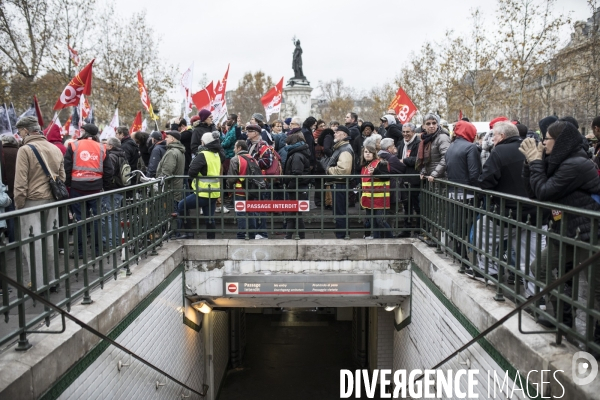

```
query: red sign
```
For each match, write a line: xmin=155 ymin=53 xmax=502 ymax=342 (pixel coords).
xmin=227 ymin=283 xmax=238 ymax=294
xmin=234 ymin=200 xmax=310 ymax=212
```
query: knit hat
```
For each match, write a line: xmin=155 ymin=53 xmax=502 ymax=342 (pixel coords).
xmin=246 ymin=124 xmax=262 ymax=133
xmin=15 ymin=116 xmax=41 ymax=132
xmin=284 ymin=117 xmax=292 ymax=125
xmin=198 ymin=109 xmax=212 ymax=122
xmin=538 ymin=116 xmax=558 ymax=139
xmin=489 ymin=116 xmax=508 ymax=130
xmin=150 ymin=131 xmax=162 ymax=141
xmin=81 ymin=123 xmax=99 ymax=137
xmin=336 ymin=125 xmax=350 ymax=135
xmin=167 ymin=130 xmax=181 ymax=141
xmin=190 ymin=115 xmax=200 ymax=124
xmin=201 ymin=131 xmax=219 ymax=144
xmin=453 ymin=121 xmax=477 ymax=143
xmin=252 ymin=113 xmax=265 ymax=123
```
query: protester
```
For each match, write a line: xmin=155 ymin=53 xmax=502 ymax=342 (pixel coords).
xmin=344 ymin=112 xmax=360 ymax=141
xmin=397 ymin=122 xmax=421 ymax=232
xmin=101 ymin=137 xmax=126 ymax=249
xmin=480 ymin=116 xmax=508 ymax=165
xmin=416 ymin=113 xmax=450 ymax=181
xmin=0 ymin=135 xmax=17 ymax=242
xmin=352 ymin=122 xmax=375 ymax=174
xmin=191 ymin=109 xmax=216 ymax=154
xmin=116 ymin=126 xmax=140 ymax=170
xmin=300 ymin=116 xmax=317 ymax=169
xmin=132 ymin=131 xmax=151 ymax=170
xmin=44 ymin=123 xmax=66 ymax=155
xmin=147 ymin=131 xmax=167 ymax=178
xmin=360 ymin=142 xmax=391 ymax=239
xmin=156 ymin=131 xmax=186 ymax=208
xmin=381 ymin=115 xmax=403 ymax=147
xmin=282 ymin=133 xmax=311 ymax=239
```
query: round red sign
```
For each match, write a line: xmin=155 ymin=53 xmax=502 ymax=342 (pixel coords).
xmin=299 ymin=201 xmax=308 ymax=211
xmin=235 ymin=202 xmax=245 ymax=211
xmin=228 ymin=283 xmax=237 ymax=293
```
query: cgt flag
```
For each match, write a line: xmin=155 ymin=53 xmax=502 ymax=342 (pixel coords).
xmin=261 ymin=77 xmax=284 ymax=121
xmin=54 ymin=59 xmax=94 ymax=110
xmin=130 ymin=111 xmax=142 ymax=133
xmin=180 ymin=62 xmax=194 ymax=117
xmin=137 ymin=71 xmax=157 ymax=120
xmin=211 ymin=64 xmax=230 ymax=124
xmin=192 ymin=81 xmax=214 ymax=112
xmin=388 ymin=87 xmax=417 ymax=124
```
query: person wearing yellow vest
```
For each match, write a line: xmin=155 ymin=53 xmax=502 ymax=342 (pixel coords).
xmin=360 ymin=141 xmax=392 ymax=239
xmin=177 ymin=131 xmax=224 ymax=239
xmin=64 ymin=123 xmax=114 ymax=259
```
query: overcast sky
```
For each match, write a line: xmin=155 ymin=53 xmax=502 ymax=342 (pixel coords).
xmin=114 ymin=0 xmax=590 ymax=98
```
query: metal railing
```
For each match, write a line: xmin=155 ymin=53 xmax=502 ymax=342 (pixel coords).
xmin=421 ymin=179 xmax=600 ymax=354
xmin=1 ymin=174 xmax=599 ymax=354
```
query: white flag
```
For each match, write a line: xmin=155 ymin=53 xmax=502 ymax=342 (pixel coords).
xmin=141 ymin=118 xmax=148 ymax=133
xmin=100 ymin=108 xmax=119 ymax=140
xmin=180 ymin=62 xmax=194 ymax=117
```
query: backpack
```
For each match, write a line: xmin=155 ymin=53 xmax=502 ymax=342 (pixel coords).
xmin=112 ymin=154 xmax=131 ymax=187
xmin=240 ymin=155 xmax=266 ymax=198
xmin=259 ymin=144 xmax=282 ymax=176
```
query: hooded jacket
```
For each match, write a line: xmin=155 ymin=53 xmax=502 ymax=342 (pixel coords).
xmin=120 ymin=135 xmax=140 ymax=171
xmin=283 ymin=143 xmax=311 ymax=189
xmin=156 ymin=141 xmax=186 ymax=201
xmin=346 ymin=122 xmax=360 ymax=141
xmin=14 ymin=134 xmax=66 ymax=209
xmin=384 ymin=123 xmax=404 ymax=148
xmin=45 ymin=124 xmax=66 ymax=155
xmin=189 ymin=140 xmax=225 ymax=179
xmin=105 ymin=147 xmax=128 ymax=191
xmin=191 ymin=121 xmax=217 ymax=154
xmin=147 ymin=140 xmax=167 ymax=178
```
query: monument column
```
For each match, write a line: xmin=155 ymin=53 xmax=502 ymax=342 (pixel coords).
xmin=283 ymin=39 xmax=313 ymax=120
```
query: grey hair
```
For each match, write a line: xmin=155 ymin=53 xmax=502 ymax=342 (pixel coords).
xmin=363 ymin=135 xmax=381 ymax=149
xmin=107 ymin=137 xmax=121 ymax=148
xmin=291 ymin=116 xmax=302 ymax=125
xmin=423 ymin=113 xmax=440 ymax=124
xmin=403 ymin=123 xmax=416 ymax=132
xmin=380 ymin=138 xmax=395 ymax=150
xmin=0 ymin=134 xmax=18 ymax=146
xmin=493 ymin=121 xmax=519 ymax=138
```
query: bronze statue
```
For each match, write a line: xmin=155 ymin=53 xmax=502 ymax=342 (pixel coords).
xmin=292 ymin=39 xmax=305 ymax=80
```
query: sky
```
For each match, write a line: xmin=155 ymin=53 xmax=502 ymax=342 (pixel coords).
xmin=112 ymin=0 xmax=591 ymax=99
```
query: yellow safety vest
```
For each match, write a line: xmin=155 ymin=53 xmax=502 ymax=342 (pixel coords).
xmin=191 ymin=150 xmax=221 ymax=198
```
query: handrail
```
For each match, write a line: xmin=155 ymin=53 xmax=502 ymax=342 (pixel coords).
xmin=0 ymin=271 xmax=209 ymax=397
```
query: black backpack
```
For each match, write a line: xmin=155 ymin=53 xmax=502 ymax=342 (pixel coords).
xmin=240 ymin=155 xmax=266 ymax=198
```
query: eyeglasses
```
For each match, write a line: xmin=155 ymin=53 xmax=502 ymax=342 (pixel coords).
xmin=425 ymin=122 xmax=437 ymax=126
xmin=402 ymin=131 xmax=412 ymax=134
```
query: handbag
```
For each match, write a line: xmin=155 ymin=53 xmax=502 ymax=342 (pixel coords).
xmin=27 ymin=144 xmax=69 ymax=201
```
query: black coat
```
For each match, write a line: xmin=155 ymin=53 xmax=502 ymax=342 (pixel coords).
xmin=478 ymin=135 xmax=536 ymax=222
xmin=300 ymin=127 xmax=316 ymax=169
xmin=120 ymin=136 xmax=140 ymax=171
xmin=446 ymin=137 xmax=482 ymax=186
xmin=347 ymin=122 xmax=361 ymax=141
xmin=378 ymin=151 xmax=406 ymax=203
xmin=283 ymin=144 xmax=311 ymax=188
xmin=385 ymin=123 xmax=404 ymax=147
xmin=397 ymin=136 xmax=421 ymax=185
xmin=191 ymin=122 xmax=216 ymax=154
xmin=524 ymin=148 xmax=600 ymax=241
xmin=105 ymin=148 xmax=128 ymax=190
xmin=147 ymin=140 xmax=167 ymax=178
xmin=180 ymin=128 xmax=193 ymax=174
xmin=318 ymin=129 xmax=335 ymax=157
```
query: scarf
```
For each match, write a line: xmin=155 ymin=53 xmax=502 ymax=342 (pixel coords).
xmin=402 ymin=134 xmax=417 ymax=160
xmin=313 ymin=128 xmax=323 ymax=141
xmin=415 ymin=129 xmax=439 ymax=171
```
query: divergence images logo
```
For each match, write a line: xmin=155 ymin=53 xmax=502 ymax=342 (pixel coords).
xmin=572 ymin=351 xmax=598 ymax=386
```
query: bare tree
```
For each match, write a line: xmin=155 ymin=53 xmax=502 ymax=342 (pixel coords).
xmin=231 ymin=71 xmax=275 ymax=123
xmin=316 ymin=79 xmax=355 ymax=122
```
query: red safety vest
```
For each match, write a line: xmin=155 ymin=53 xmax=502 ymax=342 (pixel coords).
xmin=71 ymin=139 xmax=105 ymax=183
xmin=361 ymin=160 xmax=390 ymax=209
xmin=234 ymin=155 xmax=250 ymax=197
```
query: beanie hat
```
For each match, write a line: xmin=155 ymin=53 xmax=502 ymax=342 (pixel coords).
xmin=489 ymin=116 xmax=508 ymax=130
xmin=538 ymin=116 xmax=558 ymax=139
xmin=198 ymin=109 xmax=212 ymax=122
xmin=453 ymin=121 xmax=477 ymax=143
xmin=150 ymin=131 xmax=162 ymax=141
xmin=246 ymin=124 xmax=262 ymax=133
xmin=167 ymin=130 xmax=181 ymax=141
xmin=284 ymin=117 xmax=292 ymax=125
xmin=516 ymin=124 xmax=528 ymax=138
xmin=201 ymin=131 xmax=219 ymax=144
xmin=190 ymin=115 xmax=200 ymax=124
xmin=15 ymin=116 xmax=41 ymax=132
xmin=81 ymin=123 xmax=99 ymax=137
xmin=336 ymin=125 xmax=350 ymax=135
xmin=252 ymin=113 xmax=265 ymax=123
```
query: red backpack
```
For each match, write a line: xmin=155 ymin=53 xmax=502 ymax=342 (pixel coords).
xmin=259 ymin=144 xmax=282 ymax=176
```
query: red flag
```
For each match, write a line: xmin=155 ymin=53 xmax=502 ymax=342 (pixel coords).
xmin=33 ymin=95 xmax=44 ymax=127
xmin=137 ymin=71 xmax=157 ymax=120
xmin=387 ymin=87 xmax=417 ymax=124
xmin=211 ymin=64 xmax=229 ymax=122
xmin=261 ymin=77 xmax=284 ymax=120
xmin=191 ymin=81 xmax=214 ymax=111
xmin=68 ymin=45 xmax=80 ymax=67
xmin=63 ymin=116 xmax=72 ymax=136
xmin=54 ymin=59 xmax=95 ymax=110
xmin=130 ymin=111 xmax=142 ymax=133
xmin=458 ymin=110 xmax=463 ymax=121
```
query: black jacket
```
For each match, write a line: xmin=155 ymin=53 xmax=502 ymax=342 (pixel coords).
xmin=346 ymin=122 xmax=360 ymax=141
xmin=191 ymin=122 xmax=217 ymax=154
xmin=139 ymin=138 xmax=152 ymax=168
xmin=189 ymin=141 xmax=225 ymax=178
xmin=318 ymin=129 xmax=335 ymax=158
xmin=283 ymin=143 xmax=311 ymax=188
xmin=478 ymin=135 xmax=535 ymax=221
xmin=352 ymin=135 xmax=367 ymax=174
xmin=180 ymin=128 xmax=193 ymax=174
xmin=385 ymin=123 xmax=404 ymax=147
xmin=378 ymin=151 xmax=406 ymax=203
xmin=105 ymin=148 xmax=127 ymax=190
xmin=300 ymin=127 xmax=316 ymax=169
xmin=147 ymin=140 xmax=167 ymax=178
xmin=397 ymin=136 xmax=421 ymax=185
xmin=446 ymin=137 xmax=482 ymax=186
xmin=120 ymin=136 xmax=140 ymax=171
xmin=524 ymin=148 xmax=600 ymax=241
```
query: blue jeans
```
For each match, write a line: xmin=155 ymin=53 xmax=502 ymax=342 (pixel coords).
xmin=234 ymin=195 xmax=267 ymax=239
xmin=365 ymin=209 xmax=393 ymax=238
xmin=101 ymin=193 xmax=123 ymax=248
xmin=178 ymin=194 xmax=217 ymax=239
xmin=333 ymin=183 xmax=348 ymax=239
xmin=70 ymin=188 xmax=101 ymax=257
xmin=5 ymin=202 xmax=15 ymax=242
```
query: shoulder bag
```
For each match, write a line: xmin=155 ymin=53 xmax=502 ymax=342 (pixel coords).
xmin=27 ymin=144 xmax=69 ymax=201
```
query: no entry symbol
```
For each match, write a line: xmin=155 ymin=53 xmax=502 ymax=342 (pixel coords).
xmin=227 ymin=283 xmax=238 ymax=294
xmin=299 ymin=201 xmax=309 ymax=212
xmin=235 ymin=201 xmax=245 ymax=212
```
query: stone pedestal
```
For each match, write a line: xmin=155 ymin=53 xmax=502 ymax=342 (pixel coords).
xmin=282 ymin=79 xmax=313 ymax=120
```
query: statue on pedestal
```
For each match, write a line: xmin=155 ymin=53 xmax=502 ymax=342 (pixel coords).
xmin=292 ymin=39 xmax=305 ymax=80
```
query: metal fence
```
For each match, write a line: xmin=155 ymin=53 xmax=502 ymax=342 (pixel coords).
xmin=1 ymin=174 xmax=599 ymax=355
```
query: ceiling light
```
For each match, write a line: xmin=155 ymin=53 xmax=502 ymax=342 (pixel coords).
xmin=384 ymin=304 xmax=398 ymax=312
xmin=191 ymin=301 xmax=213 ymax=314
